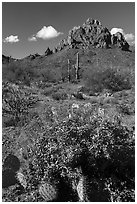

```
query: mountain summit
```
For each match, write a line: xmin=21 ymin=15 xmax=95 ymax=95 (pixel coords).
xmin=54 ymin=18 xmax=129 ymax=53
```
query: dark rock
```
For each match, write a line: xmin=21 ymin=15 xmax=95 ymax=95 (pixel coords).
xmin=45 ymin=47 xmax=53 ymax=56
xmin=111 ymin=32 xmax=129 ymax=51
xmin=2 ymin=55 xmax=15 ymax=64
xmin=2 ymin=169 xmax=18 ymax=188
xmin=3 ymin=154 xmax=20 ymax=172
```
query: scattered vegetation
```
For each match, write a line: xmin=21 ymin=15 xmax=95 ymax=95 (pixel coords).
xmin=2 ymin=82 xmax=38 ymax=127
xmin=51 ymin=91 xmax=68 ymax=101
xmin=2 ymin=46 xmax=135 ymax=201
xmin=83 ymin=66 xmax=132 ymax=95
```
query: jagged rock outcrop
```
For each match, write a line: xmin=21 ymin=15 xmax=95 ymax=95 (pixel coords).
xmin=111 ymin=32 xmax=129 ymax=51
xmin=27 ymin=53 xmax=40 ymax=60
xmin=53 ymin=18 xmax=129 ymax=52
xmin=45 ymin=47 xmax=53 ymax=56
xmin=2 ymin=55 xmax=15 ymax=64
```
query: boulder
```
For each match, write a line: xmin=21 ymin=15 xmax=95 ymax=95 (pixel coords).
xmin=111 ymin=32 xmax=129 ymax=51
xmin=45 ymin=47 xmax=53 ymax=56
xmin=3 ymin=154 xmax=20 ymax=172
xmin=2 ymin=169 xmax=17 ymax=188
xmin=53 ymin=47 xmax=58 ymax=53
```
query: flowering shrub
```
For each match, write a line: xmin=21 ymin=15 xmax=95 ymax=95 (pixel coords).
xmin=2 ymin=82 xmax=38 ymax=126
xmin=28 ymin=105 xmax=134 ymax=201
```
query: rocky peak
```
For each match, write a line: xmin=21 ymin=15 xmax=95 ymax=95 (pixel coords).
xmin=111 ymin=32 xmax=129 ymax=51
xmin=53 ymin=18 xmax=129 ymax=52
xmin=45 ymin=47 xmax=53 ymax=56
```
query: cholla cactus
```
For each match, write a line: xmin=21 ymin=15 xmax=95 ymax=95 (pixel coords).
xmin=77 ymin=175 xmax=85 ymax=201
xmin=75 ymin=167 xmax=89 ymax=202
xmin=16 ymin=172 xmax=27 ymax=189
xmin=39 ymin=182 xmax=57 ymax=201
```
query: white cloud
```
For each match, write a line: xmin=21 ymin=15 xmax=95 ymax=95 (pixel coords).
xmin=110 ymin=28 xmax=135 ymax=45
xmin=124 ymin=33 xmax=135 ymax=45
xmin=28 ymin=26 xmax=63 ymax=41
xmin=110 ymin=28 xmax=124 ymax=35
xmin=28 ymin=35 xmax=37 ymax=41
xmin=3 ymin=35 xmax=19 ymax=43
xmin=36 ymin=26 xmax=63 ymax=39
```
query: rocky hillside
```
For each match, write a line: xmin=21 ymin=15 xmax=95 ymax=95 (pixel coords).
xmin=54 ymin=18 xmax=129 ymax=53
xmin=2 ymin=18 xmax=134 ymax=86
xmin=15 ymin=17 xmax=130 ymax=60
xmin=2 ymin=54 xmax=16 ymax=64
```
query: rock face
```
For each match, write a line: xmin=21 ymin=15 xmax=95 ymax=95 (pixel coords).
xmin=53 ymin=18 xmax=129 ymax=52
xmin=3 ymin=154 xmax=20 ymax=172
xmin=111 ymin=32 xmax=129 ymax=51
xmin=2 ymin=55 xmax=15 ymax=64
xmin=45 ymin=47 xmax=53 ymax=56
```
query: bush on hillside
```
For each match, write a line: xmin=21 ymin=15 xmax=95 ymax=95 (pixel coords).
xmin=2 ymin=82 xmax=38 ymax=126
xmin=51 ymin=91 xmax=68 ymax=101
xmin=2 ymin=62 xmax=38 ymax=86
xmin=83 ymin=66 xmax=132 ymax=94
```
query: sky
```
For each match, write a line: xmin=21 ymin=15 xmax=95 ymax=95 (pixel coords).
xmin=2 ymin=2 xmax=135 ymax=59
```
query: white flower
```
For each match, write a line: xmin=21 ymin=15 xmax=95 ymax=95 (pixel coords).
xmin=72 ymin=103 xmax=79 ymax=109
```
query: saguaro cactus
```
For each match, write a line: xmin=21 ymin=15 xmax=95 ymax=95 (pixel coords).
xmin=75 ymin=52 xmax=80 ymax=81
xmin=67 ymin=59 xmax=70 ymax=82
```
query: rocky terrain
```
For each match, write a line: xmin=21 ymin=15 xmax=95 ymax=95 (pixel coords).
xmin=54 ymin=18 xmax=129 ymax=52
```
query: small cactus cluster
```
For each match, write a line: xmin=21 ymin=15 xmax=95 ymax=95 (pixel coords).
xmin=38 ymin=182 xmax=58 ymax=201
xmin=16 ymin=172 xmax=27 ymax=189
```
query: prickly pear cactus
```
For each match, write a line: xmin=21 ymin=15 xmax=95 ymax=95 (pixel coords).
xmin=39 ymin=182 xmax=57 ymax=201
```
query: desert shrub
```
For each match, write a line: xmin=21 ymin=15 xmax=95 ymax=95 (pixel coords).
xmin=28 ymin=106 xmax=134 ymax=202
xmin=119 ymin=103 xmax=132 ymax=115
xmin=102 ymin=96 xmax=118 ymax=104
xmin=42 ymin=86 xmax=60 ymax=96
xmin=83 ymin=66 xmax=132 ymax=94
xmin=72 ymin=91 xmax=85 ymax=100
xmin=3 ymin=62 xmax=37 ymax=86
xmin=2 ymin=82 xmax=38 ymax=126
xmin=89 ymin=97 xmax=99 ymax=104
xmin=40 ymin=68 xmax=62 ymax=83
xmin=51 ymin=91 xmax=68 ymax=101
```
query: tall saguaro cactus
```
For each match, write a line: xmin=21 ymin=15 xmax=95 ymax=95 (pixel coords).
xmin=67 ymin=59 xmax=70 ymax=82
xmin=75 ymin=52 xmax=80 ymax=81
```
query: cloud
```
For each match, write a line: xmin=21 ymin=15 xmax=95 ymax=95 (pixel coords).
xmin=28 ymin=35 xmax=37 ymax=41
xmin=3 ymin=35 xmax=19 ymax=43
xmin=28 ymin=26 xmax=63 ymax=41
xmin=110 ymin=28 xmax=135 ymax=45
xmin=124 ymin=33 xmax=135 ymax=45
xmin=36 ymin=26 xmax=63 ymax=39
xmin=110 ymin=28 xmax=124 ymax=35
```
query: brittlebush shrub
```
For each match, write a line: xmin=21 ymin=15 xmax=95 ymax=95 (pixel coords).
xmin=28 ymin=107 xmax=134 ymax=202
